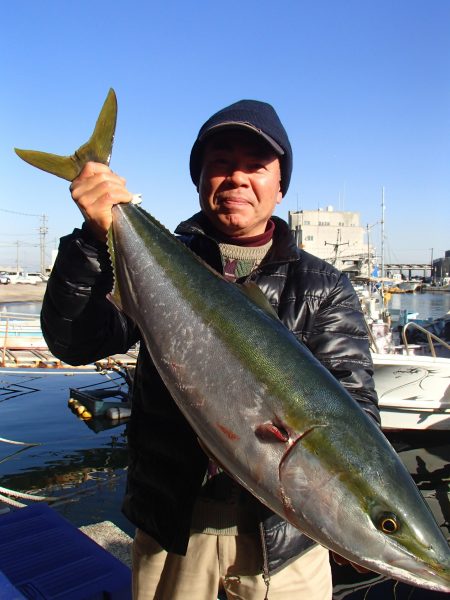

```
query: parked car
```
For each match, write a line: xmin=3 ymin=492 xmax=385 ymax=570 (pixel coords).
xmin=27 ymin=272 xmax=48 ymax=283
xmin=9 ymin=273 xmax=38 ymax=285
xmin=3 ymin=271 xmax=47 ymax=285
xmin=0 ymin=272 xmax=11 ymax=285
xmin=16 ymin=274 xmax=40 ymax=285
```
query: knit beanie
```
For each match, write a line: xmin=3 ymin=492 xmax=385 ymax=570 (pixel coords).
xmin=190 ymin=99 xmax=293 ymax=196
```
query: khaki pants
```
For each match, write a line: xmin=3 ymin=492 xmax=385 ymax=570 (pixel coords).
xmin=132 ymin=529 xmax=332 ymax=600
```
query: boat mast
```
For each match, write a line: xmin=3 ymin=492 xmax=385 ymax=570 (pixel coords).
xmin=381 ymin=187 xmax=385 ymax=280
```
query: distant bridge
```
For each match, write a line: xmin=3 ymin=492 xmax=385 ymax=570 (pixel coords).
xmin=384 ymin=263 xmax=431 ymax=276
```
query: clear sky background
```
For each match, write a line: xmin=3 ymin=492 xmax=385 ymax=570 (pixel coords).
xmin=1 ymin=0 xmax=449 ymax=271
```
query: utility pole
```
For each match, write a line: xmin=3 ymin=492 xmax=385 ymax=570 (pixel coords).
xmin=39 ymin=214 xmax=48 ymax=274
xmin=15 ymin=241 xmax=20 ymax=273
xmin=0 ymin=207 xmax=48 ymax=273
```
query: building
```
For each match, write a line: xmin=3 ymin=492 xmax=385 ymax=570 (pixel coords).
xmin=432 ymin=250 xmax=450 ymax=285
xmin=288 ymin=206 xmax=375 ymax=278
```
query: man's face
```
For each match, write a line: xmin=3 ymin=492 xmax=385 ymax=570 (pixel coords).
xmin=198 ymin=130 xmax=282 ymax=238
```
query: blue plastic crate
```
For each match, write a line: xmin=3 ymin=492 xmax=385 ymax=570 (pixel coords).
xmin=0 ymin=504 xmax=131 ymax=599
xmin=0 ymin=570 xmax=26 ymax=599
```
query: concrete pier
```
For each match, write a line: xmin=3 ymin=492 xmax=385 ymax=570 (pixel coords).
xmin=0 ymin=282 xmax=46 ymax=303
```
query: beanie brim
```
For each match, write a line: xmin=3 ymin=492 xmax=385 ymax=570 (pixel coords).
xmin=198 ymin=122 xmax=286 ymax=157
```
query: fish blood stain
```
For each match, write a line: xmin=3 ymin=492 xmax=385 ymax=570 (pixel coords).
xmin=217 ymin=424 xmax=240 ymax=440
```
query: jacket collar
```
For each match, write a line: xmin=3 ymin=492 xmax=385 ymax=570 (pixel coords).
xmin=175 ymin=212 xmax=300 ymax=265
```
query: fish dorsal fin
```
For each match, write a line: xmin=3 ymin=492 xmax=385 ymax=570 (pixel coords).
xmin=107 ymin=224 xmax=123 ymax=311
xmin=239 ymin=281 xmax=279 ymax=319
xmin=14 ymin=88 xmax=117 ymax=181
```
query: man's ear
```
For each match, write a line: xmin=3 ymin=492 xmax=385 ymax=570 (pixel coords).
xmin=276 ymin=184 xmax=283 ymax=205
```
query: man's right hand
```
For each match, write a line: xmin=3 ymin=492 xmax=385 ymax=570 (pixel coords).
xmin=70 ymin=161 xmax=133 ymax=241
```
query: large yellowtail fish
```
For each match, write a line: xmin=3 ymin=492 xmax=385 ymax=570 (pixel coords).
xmin=15 ymin=90 xmax=450 ymax=592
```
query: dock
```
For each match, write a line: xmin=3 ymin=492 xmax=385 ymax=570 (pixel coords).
xmin=80 ymin=521 xmax=132 ymax=568
xmin=1 ymin=284 xmax=139 ymax=369
xmin=0 ymin=347 xmax=138 ymax=369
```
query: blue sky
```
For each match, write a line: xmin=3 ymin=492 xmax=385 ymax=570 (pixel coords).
xmin=1 ymin=0 xmax=449 ymax=270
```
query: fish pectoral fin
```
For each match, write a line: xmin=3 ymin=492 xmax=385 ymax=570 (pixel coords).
xmin=14 ymin=88 xmax=117 ymax=181
xmin=255 ymin=421 xmax=290 ymax=442
xmin=239 ymin=282 xmax=279 ymax=319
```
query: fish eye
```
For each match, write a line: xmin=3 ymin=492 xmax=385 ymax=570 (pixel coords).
xmin=378 ymin=513 xmax=399 ymax=534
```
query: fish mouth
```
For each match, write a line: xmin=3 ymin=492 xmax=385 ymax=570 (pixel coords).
xmin=381 ymin=556 xmax=450 ymax=593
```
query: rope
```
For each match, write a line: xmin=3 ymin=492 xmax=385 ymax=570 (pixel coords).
xmin=0 ymin=493 xmax=26 ymax=508
xmin=0 ymin=437 xmax=40 ymax=446
xmin=0 ymin=486 xmax=55 ymax=501
xmin=0 ymin=472 xmax=127 ymax=507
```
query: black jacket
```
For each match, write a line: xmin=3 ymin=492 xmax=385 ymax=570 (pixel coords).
xmin=41 ymin=212 xmax=379 ymax=575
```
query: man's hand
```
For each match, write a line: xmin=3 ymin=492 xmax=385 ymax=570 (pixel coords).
xmin=331 ymin=552 xmax=371 ymax=574
xmin=70 ymin=162 xmax=133 ymax=241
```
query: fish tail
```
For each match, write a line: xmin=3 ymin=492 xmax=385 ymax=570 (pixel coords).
xmin=14 ymin=88 xmax=117 ymax=182
xmin=14 ymin=149 xmax=79 ymax=181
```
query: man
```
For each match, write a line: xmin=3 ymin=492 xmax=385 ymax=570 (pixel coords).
xmin=41 ymin=99 xmax=379 ymax=599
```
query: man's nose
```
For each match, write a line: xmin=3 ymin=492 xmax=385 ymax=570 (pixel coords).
xmin=227 ymin=165 xmax=249 ymax=186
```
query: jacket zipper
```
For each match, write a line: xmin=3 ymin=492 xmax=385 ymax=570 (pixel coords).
xmin=259 ymin=521 xmax=271 ymax=599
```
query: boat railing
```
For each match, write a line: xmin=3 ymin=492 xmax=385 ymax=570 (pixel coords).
xmin=401 ymin=321 xmax=450 ymax=358
xmin=366 ymin=323 xmax=379 ymax=354
xmin=0 ymin=312 xmax=41 ymax=321
xmin=1 ymin=312 xmax=43 ymax=365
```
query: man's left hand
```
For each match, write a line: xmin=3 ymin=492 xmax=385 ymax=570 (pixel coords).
xmin=331 ymin=552 xmax=371 ymax=574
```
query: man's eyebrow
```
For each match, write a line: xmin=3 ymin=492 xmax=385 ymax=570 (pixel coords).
xmin=207 ymin=141 xmax=274 ymax=158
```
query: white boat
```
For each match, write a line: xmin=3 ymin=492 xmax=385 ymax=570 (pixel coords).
xmin=388 ymin=280 xmax=423 ymax=294
xmin=0 ymin=313 xmax=47 ymax=349
xmin=363 ymin=306 xmax=450 ymax=430
xmin=372 ymin=352 xmax=450 ymax=431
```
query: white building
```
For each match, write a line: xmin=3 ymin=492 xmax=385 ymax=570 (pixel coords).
xmin=288 ymin=206 xmax=375 ymax=277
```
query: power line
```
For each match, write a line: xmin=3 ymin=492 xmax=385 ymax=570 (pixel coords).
xmin=0 ymin=207 xmax=42 ymax=217
xmin=0 ymin=242 xmax=39 ymax=248
xmin=0 ymin=208 xmax=48 ymax=272
xmin=0 ymin=233 xmax=38 ymax=238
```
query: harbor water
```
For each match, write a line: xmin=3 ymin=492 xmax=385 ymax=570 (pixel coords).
xmin=1 ymin=293 xmax=449 ymax=598
xmin=387 ymin=290 xmax=450 ymax=320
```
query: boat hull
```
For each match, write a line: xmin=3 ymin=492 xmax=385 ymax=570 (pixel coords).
xmin=372 ymin=353 xmax=450 ymax=431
